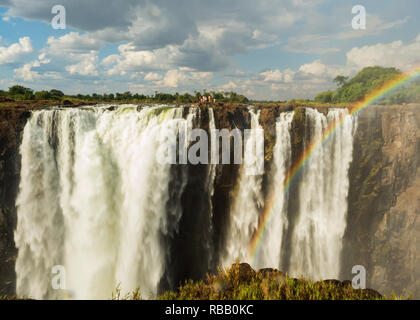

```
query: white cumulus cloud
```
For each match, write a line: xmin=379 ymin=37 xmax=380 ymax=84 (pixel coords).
xmin=0 ymin=37 xmax=33 ymax=64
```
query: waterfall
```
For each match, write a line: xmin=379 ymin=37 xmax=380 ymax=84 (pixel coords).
xmin=221 ymin=108 xmax=264 ymax=268
xmin=206 ymin=108 xmax=217 ymax=269
xmin=14 ymin=104 xmax=357 ymax=300
xmin=288 ymin=108 xmax=357 ymax=280
xmin=221 ymin=107 xmax=356 ymax=279
xmin=15 ymin=105 xmax=193 ymax=299
xmin=256 ymin=111 xmax=294 ymax=270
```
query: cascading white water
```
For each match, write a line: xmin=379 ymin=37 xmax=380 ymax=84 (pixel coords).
xmin=15 ymin=105 xmax=195 ymax=300
xmin=14 ymin=104 xmax=357 ymax=300
xmin=206 ymin=108 xmax=217 ymax=268
xmin=288 ymin=108 xmax=357 ymax=280
xmin=256 ymin=111 xmax=294 ymax=270
xmin=221 ymin=107 xmax=356 ymax=280
xmin=221 ymin=108 xmax=264 ymax=268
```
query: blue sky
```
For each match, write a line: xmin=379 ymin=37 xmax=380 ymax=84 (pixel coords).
xmin=0 ymin=0 xmax=419 ymax=100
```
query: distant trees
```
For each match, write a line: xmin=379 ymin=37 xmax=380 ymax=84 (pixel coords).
xmin=381 ymin=79 xmax=420 ymax=105
xmin=34 ymin=91 xmax=51 ymax=100
xmin=49 ymin=89 xmax=64 ymax=98
xmin=9 ymin=85 xmax=33 ymax=96
xmin=314 ymin=90 xmax=334 ymax=103
xmin=315 ymin=66 xmax=405 ymax=104
xmin=0 ymin=86 xmax=250 ymax=104
xmin=333 ymin=75 xmax=349 ymax=87
xmin=335 ymin=67 xmax=401 ymax=103
xmin=8 ymin=85 xmax=34 ymax=100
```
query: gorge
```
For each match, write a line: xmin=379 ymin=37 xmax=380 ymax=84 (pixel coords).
xmin=0 ymin=103 xmax=419 ymax=299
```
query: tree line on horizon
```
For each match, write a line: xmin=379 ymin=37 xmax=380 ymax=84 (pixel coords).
xmin=315 ymin=66 xmax=420 ymax=105
xmin=1 ymin=66 xmax=418 ymax=105
xmin=0 ymin=87 xmax=249 ymax=104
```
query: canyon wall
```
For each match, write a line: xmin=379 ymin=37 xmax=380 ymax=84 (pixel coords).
xmin=342 ymin=105 xmax=420 ymax=298
xmin=0 ymin=107 xmax=30 ymax=295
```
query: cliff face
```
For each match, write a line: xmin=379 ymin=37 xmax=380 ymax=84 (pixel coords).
xmin=0 ymin=107 xmax=31 ymax=295
xmin=342 ymin=105 xmax=420 ymax=298
xmin=0 ymin=103 xmax=418 ymax=298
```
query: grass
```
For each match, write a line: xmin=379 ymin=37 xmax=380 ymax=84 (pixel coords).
xmin=154 ymin=263 xmax=408 ymax=300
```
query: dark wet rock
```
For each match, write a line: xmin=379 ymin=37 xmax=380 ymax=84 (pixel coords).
xmin=342 ymin=104 xmax=420 ymax=298
xmin=237 ymin=263 xmax=256 ymax=283
xmin=62 ymin=99 xmax=73 ymax=105
xmin=258 ymin=268 xmax=284 ymax=278
xmin=0 ymin=107 xmax=31 ymax=295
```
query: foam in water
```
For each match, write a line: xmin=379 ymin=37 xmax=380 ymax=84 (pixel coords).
xmin=288 ymin=108 xmax=357 ymax=280
xmin=15 ymin=105 xmax=194 ymax=299
xmin=255 ymin=111 xmax=294 ymax=270
xmin=221 ymin=108 xmax=264 ymax=268
xmin=221 ymin=108 xmax=356 ymax=279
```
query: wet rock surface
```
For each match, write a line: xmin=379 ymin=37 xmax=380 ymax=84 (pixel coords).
xmin=343 ymin=104 xmax=420 ymax=298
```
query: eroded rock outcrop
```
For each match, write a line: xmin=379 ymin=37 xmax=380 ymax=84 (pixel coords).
xmin=0 ymin=107 xmax=31 ymax=295
xmin=342 ymin=105 xmax=420 ymax=298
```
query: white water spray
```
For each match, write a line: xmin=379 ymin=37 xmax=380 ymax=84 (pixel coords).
xmin=288 ymin=108 xmax=357 ymax=280
xmin=221 ymin=108 xmax=264 ymax=268
xmin=15 ymin=105 xmax=194 ymax=299
xmin=256 ymin=111 xmax=294 ymax=269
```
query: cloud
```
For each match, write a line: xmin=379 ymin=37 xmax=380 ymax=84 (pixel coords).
xmin=0 ymin=37 xmax=33 ymax=64
xmin=1 ymin=0 xmax=418 ymax=100
xmin=260 ymin=69 xmax=283 ymax=82
xmin=283 ymin=12 xmax=410 ymax=54
xmin=1 ymin=0 xmax=318 ymax=73
xmin=144 ymin=72 xmax=162 ymax=81
xmin=65 ymin=53 xmax=99 ymax=76
xmin=346 ymin=37 xmax=420 ymax=72
xmin=156 ymin=69 xmax=188 ymax=88
xmin=219 ymin=81 xmax=238 ymax=90
xmin=299 ymin=60 xmax=331 ymax=77
xmin=337 ymin=15 xmax=410 ymax=40
xmin=104 ymin=43 xmax=170 ymax=75
xmin=46 ymin=32 xmax=105 ymax=54
xmin=283 ymin=34 xmax=340 ymax=54
xmin=14 ymin=54 xmax=59 ymax=82
xmin=153 ymin=69 xmax=214 ymax=88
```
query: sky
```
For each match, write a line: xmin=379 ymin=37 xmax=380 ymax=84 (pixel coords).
xmin=0 ymin=0 xmax=419 ymax=100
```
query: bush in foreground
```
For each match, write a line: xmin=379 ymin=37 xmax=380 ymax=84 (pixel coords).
xmin=114 ymin=263 xmax=409 ymax=300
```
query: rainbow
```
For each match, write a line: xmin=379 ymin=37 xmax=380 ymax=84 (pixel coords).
xmin=249 ymin=67 xmax=420 ymax=260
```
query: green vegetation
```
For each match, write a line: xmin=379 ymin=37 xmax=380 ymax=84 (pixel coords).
xmin=0 ymin=85 xmax=249 ymax=104
xmin=111 ymin=263 xmax=407 ymax=300
xmin=315 ymin=66 xmax=420 ymax=104
xmin=381 ymin=78 xmax=420 ymax=104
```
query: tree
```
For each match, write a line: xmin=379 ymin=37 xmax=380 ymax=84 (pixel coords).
xmin=333 ymin=75 xmax=349 ymax=87
xmin=314 ymin=90 xmax=334 ymax=103
xmin=9 ymin=85 xmax=33 ymax=95
xmin=314 ymin=67 xmax=402 ymax=104
xmin=34 ymin=91 xmax=51 ymax=100
xmin=49 ymin=89 xmax=64 ymax=98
